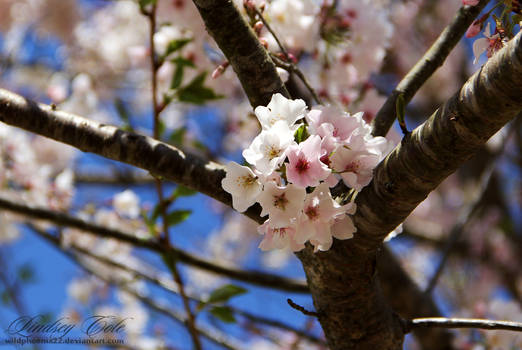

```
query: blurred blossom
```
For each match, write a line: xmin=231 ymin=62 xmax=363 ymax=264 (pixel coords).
xmin=113 ymin=189 xmax=140 ymax=219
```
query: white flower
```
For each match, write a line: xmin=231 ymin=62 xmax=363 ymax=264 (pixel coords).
xmin=254 ymin=93 xmax=306 ymax=130
xmin=298 ymin=183 xmax=352 ymax=251
xmin=153 ymin=24 xmax=187 ymax=56
xmin=55 ymin=168 xmax=74 ymax=193
xmin=221 ymin=161 xmax=263 ymax=212
xmin=265 ymin=0 xmax=320 ymax=51
xmin=256 ymin=181 xmax=306 ymax=228
xmin=330 ymin=134 xmax=381 ymax=191
xmin=242 ymin=120 xmax=296 ymax=174
xmin=257 ymin=220 xmax=305 ymax=252
xmin=113 ymin=189 xmax=140 ymax=219
xmin=472 ymin=23 xmax=503 ymax=65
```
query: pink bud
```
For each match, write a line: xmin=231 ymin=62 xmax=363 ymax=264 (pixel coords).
xmin=243 ymin=0 xmax=255 ymax=11
xmin=211 ymin=61 xmax=229 ymax=79
xmin=465 ymin=19 xmax=482 ymax=38
xmin=462 ymin=0 xmax=479 ymax=6
xmin=259 ymin=38 xmax=269 ymax=49
xmin=254 ymin=21 xmax=264 ymax=35
xmin=287 ymin=53 xmax=297 ymax=64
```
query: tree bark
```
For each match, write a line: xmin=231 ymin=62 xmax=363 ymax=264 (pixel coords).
xmin=296 ymin=32 xmax=522 ymax=349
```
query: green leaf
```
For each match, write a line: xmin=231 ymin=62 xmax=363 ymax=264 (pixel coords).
xmin=209 ymin=306 xmax=236 ymax=323
xmin=114 ymin=98 xmax=134 ymax=132
xmin=150 ymin=203 xmax=163 ymax=223
xmin=166 ymin=209 xmax=192 ymax=226
xmin=172 ymin=186 xmax=197 ymax=199
xmin=18 ymin=264 xmax=35 ymax=283
xmin=177 ymin=72 xmax=222 ymax=105
xmin=142 ymin=209 xmax=157 ymax=235
xmin=294 ymin=124 xmax=309 ymax=143
xmin=1 ymin=290 xmax=10 ymax=305
xmin=207 ymin=284 xmax=247 ymax=304
xmin=163 ymin=38 xmax=192 ymax=59
xmin=170 ymin=57 xmax=196 ymax=90
xmin=169 ymin=127 xmax=186 ymax=146
xmin=157 ymin=119 xmax=166 ymax=138
xmin=139 ymin=0 xmax=157 ymax=8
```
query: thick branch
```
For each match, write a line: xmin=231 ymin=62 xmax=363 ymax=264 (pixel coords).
xmin=297 ymin=31 xmax=522 ymax=349
xmin=0 ymin=88 xmax=261 ymax=223
xmin=191 ymin=0 xmax=289 ymax=107
xmin=377 ymin=247 xmax=454 ymax=350
xmin=354 ymin=32 xmax=522 ymax=251
xmin=372 ymin=0 xmax=489 ymax=137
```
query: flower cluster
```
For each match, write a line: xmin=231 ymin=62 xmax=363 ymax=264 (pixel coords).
xmin=222 ymin=94 xmax=389 ymax=252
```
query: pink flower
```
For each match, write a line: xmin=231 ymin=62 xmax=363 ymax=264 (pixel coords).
xmin=465 ymin=19 xmax=483 ymax=38
xmin=257 ymin=182 xmax=306 ymax=228
xmin=257 ymin=220 xmax=305 ymax=252
xmin=462 ymin=0 xmax=479 ymax=5
xmin=298 ymin=183 xmax=352 ymax=251
xmin=286 ymin=135 xmax=331 ymax=188
xmin=305 ymin=106 xmax=364 ymax=141
xmin=330 ymin=134 xmax=380 ymax=191
xmin=472 ymin=23 xmax=504 ymax=65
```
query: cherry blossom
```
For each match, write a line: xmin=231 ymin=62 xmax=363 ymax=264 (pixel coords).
xmin=306 ymin=106 xmax=364 ymax=141
xmin=286 ymin=135 xmax=331 ymax=188
xmin=257 ymin=220 xmax=305 ymax=252
xmin=330 ymin=134 xmax=381 ymax=191
xmin=113 ymin=189 xmax=140 ymax=219
xmin=221 ymin=161 xmax=263 ymax=212
xmin=254 ymin=93 xmax=306 ymax=130
xmin=256 ymin=182 xmax=306 ymax=228
xmin=472 ymin=23 xmax=504 ymax=64
xmin=299 ymin=183 xmax=354 ymax=251
xmin=242 ymin=120 xmax=296 ymax=174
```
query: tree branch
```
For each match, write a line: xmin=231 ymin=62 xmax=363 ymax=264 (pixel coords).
xmin=191 ymin=0 xmax=289 ymax=107
xmin=1 ymin=20 xmax=521 ymax=350
xmin=407 ymin=317 xmax=522 ymax=332
xmin=0 ymin=193 xmax=307 ymax=293
xmin=296 ymin=31 xmax=522 ymax=349
xmin=0 ymin=88 xmax=261 ymax=223
xmin=371 ymin=0 xmax=490 ymax=137
xmin=377 ymin=247 xmax=454 ymax=350
xmin=39 ymin=238 xmax=243 ymax=350
xmin=30 ymin=225 xmax=325 ymax=346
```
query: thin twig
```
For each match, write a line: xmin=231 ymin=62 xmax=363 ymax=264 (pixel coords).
xmin=287 ymin=298 xmax=319 ymax=317
xmin=254 ymin=7 xmax=288 ymax=57
xmin=251 ymin=7 xmax=322 ymax=104
xmin=33 ymin=229 xmax=242 ymax=350
xmin=371 ymin=0 xmax=490 ymax=137
xmin=0 ymin=193 xmax=309 ymax=293
xmin=270 ymin=53 xmax=322 ymax=104
xmin=146 ymin=4 xmax=202 ymax=346
xmin=30 ymin=227 xmax=325 ymax=345
xmin=0 ymin=252 xmax=29 ymax=317
xmin=407 ymin=317 xmax=522 ymax=333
